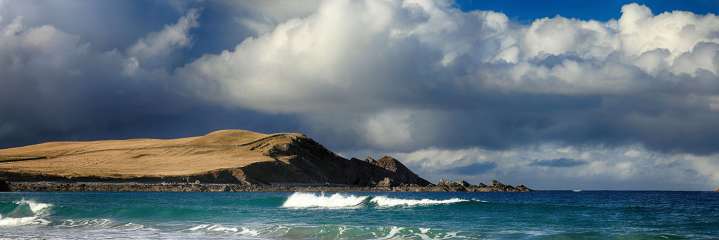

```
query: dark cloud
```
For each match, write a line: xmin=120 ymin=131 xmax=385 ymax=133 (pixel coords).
xmin=530 ymin=158 xmax=588 ymax=168
xmin=444 ymin=162 xmax=498 ymax=175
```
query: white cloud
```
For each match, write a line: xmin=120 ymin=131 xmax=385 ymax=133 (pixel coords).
xmin=181 ymin=1 xmax=719 ymax=104
xmin=128 ymin=8 xmax=200 ymax=67
xmin=364 ymin=110 xmax=414 ymax=148
xmin=391 ymin=144 xmax=718 ymax=190
xmin=178 ymin=1 xmax=719 ymax=140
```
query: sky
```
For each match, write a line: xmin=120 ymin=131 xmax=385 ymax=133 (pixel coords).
xmin=1 ymin=0 xmax=719 ymax=190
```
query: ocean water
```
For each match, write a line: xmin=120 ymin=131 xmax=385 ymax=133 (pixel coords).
xmin=0 ymin=191 xmax=718 ymax=239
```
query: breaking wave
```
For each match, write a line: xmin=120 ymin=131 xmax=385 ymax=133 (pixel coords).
xmin=0 ymin=199 xmax=53 ymax=227
xmin=282 ymin=192 xmax=480 ymax=209
xmin=370 ymin=196 xmax=470 ymax=207
xmin=281 ymin=192 xmax=368 ymax=208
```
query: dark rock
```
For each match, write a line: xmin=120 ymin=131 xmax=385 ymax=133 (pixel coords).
xmin=435 ymin=179 xmax=468 ymax=192
xmin=0 ymin=178 xmax=9 ymax=191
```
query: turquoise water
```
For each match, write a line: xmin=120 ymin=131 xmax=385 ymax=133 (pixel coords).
xmin=1 ymin=191 xmax=718 ymax=239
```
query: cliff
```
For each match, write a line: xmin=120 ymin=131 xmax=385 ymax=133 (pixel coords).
xmin=0 ymin=130 xmax=430 ymax=187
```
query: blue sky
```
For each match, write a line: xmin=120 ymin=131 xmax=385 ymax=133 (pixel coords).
xmin=1 ymin=0 xmax=719 ymax=190
xmin=456 ymin=0 xmax=719 ymax=22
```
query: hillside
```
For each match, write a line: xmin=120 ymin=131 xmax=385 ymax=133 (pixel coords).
xmin=0 ymin=130 xmax=430 ymax=187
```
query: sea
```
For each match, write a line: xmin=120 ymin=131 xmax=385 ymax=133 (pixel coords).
xmin=0 ymin=191 xmax=718 ymax=239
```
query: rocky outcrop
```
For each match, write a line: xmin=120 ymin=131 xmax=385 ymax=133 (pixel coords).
xmin=430 ymin=179 xmax=531 ymax=192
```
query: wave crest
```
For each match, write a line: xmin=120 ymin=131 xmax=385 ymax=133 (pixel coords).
xmin=281 ymin=192 xmax=368 ymax=208
xmin=370 ymin=196 xmax=470 ymax=207
xmin=0 ymin=199 xmax=53 ymax=227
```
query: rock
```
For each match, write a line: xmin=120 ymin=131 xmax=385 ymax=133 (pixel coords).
xmin=435 ymin=179 xmax=468 ymax=192
xmin=515 ymin=185 xmax=530 ymax=192
xmin=376 ymin=177 xmax=394 ymax=188
xmin=0 ymin=178 xmax=9 ymax=192
xmin=369 ymin=156 xmax=432 ymax=186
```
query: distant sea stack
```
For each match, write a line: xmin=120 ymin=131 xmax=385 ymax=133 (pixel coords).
xmin=0 ymin=129 xmax=529 ymax=192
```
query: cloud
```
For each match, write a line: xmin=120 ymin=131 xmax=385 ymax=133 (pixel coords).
xmin=0 ymin=7 xmax=238 ymax=147
xmin=444 ymin=162 xmax=497 ymax=175
xmin=391 ymin=144 xmax=719 ymax=190
xmin=128 ymin=8 xmax=200 ymax=69
xmin=178 ymin=1 xmax=719 ymax=154
xmin=220 ymin=0 xmax=321 ymax=34
xmin=530 ymin=158 xmax=588 ymax=167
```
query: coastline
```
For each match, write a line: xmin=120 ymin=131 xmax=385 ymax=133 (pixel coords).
xmin=1 ymin=180 xmax=532 ymax=193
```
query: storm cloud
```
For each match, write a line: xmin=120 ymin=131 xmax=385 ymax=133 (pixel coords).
xmin=530 ymin=158 xmax=588 ymax=168
xmin=1 ymin=0 xmax=718 ymax=189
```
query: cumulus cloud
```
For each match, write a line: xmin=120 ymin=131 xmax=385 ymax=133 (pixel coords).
xmin=178 ymin=1 xmax=719 ymax=154
xmin=128 ymin=8 xmax=200 ymax=69
xmin=391 ymin=144 xmax=719 ymax=190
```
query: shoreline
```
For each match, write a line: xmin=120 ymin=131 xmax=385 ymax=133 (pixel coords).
xmin=1 ymin=181 xmax=532 ymax=193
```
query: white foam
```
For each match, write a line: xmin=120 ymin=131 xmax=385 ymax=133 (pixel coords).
xmin=377 ymin=226 xmax=404 ymax=239
xmin=0 ymin=199 xmax=53 ymax=227
xmin=239 ymin=227 xmax=260 ymax=236
xmin=0 ymin=215 xmax=50 ymax=227
xmin=59 ymin=218 xmax=112 ymax=228
xmin=282 ymin=192 xmax=368 ymax=208
xmin=207 ymin=224 xmax=239 ymax=232
xmin=370 ymin=196 xmax=470 ymax=207
xmin=114 ymin=222 xmax=147 ymax=231
xmin=188 ymin=224 xmax=211 ymax=231
xmin=187 ymin=224 xmax=260 ymax=236
xmin=17 ymin=199 xmax=52 ymax=214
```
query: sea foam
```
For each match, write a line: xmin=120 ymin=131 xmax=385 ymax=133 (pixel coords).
xmin=186 ymin=224 xmax=260 ymax=236
xmin=369 ymin=196 xmax=470 ymax=207
xmin=281 ymin=192 xmax=368 ymax=208
xmin=0 ymin=199 xmax=53 ymax=227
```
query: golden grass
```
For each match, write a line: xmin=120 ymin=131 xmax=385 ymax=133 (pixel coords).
xmin=0 ymin=129 xmax=303 ymax=178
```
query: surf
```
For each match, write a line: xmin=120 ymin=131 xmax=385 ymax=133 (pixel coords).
xmin=0 ymin=199 xmax=52 ymax=227
xmin=369 ymin=196 xmax=471 ymax=207
xmin=281 ymin=192 xmax=478 ymax=209
xmin=281 ymin=192 xmax=369 ymax=208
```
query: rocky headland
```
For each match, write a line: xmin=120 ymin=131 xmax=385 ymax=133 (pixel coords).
xmin=0 ymin=129 xmax=530 ymax=192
